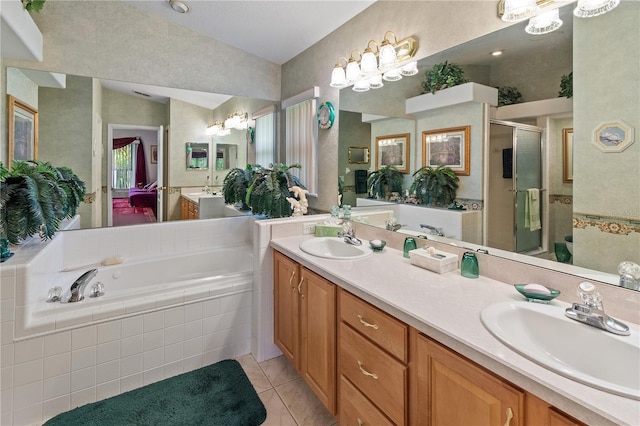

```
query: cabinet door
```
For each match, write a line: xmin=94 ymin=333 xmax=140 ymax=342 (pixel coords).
xmin=414 ymin=333 xmax=524 ymax=426
xmin=181 ymin=198 xmax=188 ymax=220
xmin=300 ymin=267 xmax=336 ymax=415
xmin=527 ymin=394 xmax=586 ymax=426
xmin=273 ymin=251 xmax=300 ymax=369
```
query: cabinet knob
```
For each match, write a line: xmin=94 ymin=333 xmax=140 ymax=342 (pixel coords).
xmin=504 ymin=407 xmax=513 ymax=426
xmin=357 ymin=314 xmax=379 ymax=330
xmin=357 ymin=360 xmax=379 ymax=380
xmin=357 ymin=419 xmax=363 ymax=426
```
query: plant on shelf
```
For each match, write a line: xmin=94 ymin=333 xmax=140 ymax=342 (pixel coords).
xmin=559 ymin=72 xmax=573 ymax=98
xmin=22 ymin=0 xmax=46 ymax=13
xmin=0 ymin=160 xmax=85 ymax=244
xmin=410 ymin=165 xmax=459 ymax=207
xmin=222 ymin=164 xmax=259 ymax=210
xmin=497 ymin=86 xmax=523 ymax=106
xmin=246 ymin=163 xmax=305 ymax=218
xmin=421 ymin=61 xmax=468 ymax=95
xmin=367 ymin=165 xmax=403 ymax=200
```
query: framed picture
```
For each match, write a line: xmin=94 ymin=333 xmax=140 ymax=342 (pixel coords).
xmin=7 ymin=95 xmax=38 ymax=167
xmin=375 ymin=133 xmax=410 ymax=173
xmin=592 ymin=120 xmax=635 ymax=152
xmin=150 ymin=145 xmax=158 ymax=164
xmin=348 ymin=146 xmax=369 ymax=164
xmin=422 ymin=125 xmax=470 ymax=176
xmin=562 ymin=128 xmax=573 ymax=183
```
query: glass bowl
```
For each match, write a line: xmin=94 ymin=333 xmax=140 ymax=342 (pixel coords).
xmin=369 ymin=239 xmax=386 ymax=252
xmin=514 ymin=284 xmax=560 ymax=303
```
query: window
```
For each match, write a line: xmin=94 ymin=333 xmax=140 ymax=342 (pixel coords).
xmin=285 ymin=97 xmax=318 ymax=195
xmin=112 ymin=141 xmax=139 ymax=189
xmin=255 ymin=111 xmax=276 ymax=167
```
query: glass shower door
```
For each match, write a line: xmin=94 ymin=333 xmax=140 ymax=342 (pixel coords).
xmin=514 ymin=128 xmax=543 ymax=253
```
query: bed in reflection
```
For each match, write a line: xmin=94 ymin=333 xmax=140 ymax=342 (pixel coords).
xmin=128 ymin=186 xmax=157 ymax=217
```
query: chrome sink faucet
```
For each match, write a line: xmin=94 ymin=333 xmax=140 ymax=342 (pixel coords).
xmin=618 ymin=261 xmax=640 ymax=290
xmin=565 ymin=282 xmax=630 ymax=336
xmin=420 ymin=223 xmax=444 ymax=237
xmin=61 ymin=269 xmax=98 ymax=303
xmin=337 ymin=206 xmax=362 ymax=246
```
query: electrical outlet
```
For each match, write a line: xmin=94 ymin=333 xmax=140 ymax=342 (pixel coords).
xmin=303 ymin=223 xmax=316 ymax=234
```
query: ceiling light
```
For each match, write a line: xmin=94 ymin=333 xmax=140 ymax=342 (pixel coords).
xmin=573 ymin=0 xmax=620 ymax=17
xmin=526 ymin=9 xmax=563 ymax=34
xmin=501 ymin=0 xmax=539 ymax=22
xmin=491 ymin=50 xmax=504 ymax=56
xmin=329 ymin=30 xmax=418 ymax=93
xmin=169 ymin=0 xmax=189 ymax=13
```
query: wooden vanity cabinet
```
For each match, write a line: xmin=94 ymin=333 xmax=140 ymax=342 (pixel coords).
xmin=180 ymin=197 xmax=198 ymax=220
xmin=526 ymin=394 xmax=587 ymax=426
xmin=273 ymin=251 xmax=336 ymax=415
xmin=412 ymin=330 xmax=525 ymax=426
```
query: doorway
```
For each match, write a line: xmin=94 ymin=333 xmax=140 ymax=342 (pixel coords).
xmin=486 ymin=120 xmax=544 ymax=254
xmin=107 ymin=124 xmax=164 ymax=227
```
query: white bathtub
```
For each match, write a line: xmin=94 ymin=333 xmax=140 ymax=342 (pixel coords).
xmin=16 ymin=243 xmax=254 ymax=339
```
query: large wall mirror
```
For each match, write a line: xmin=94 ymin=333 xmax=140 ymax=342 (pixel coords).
xmin=186 ymin=142 xmax=209 ymax=170
xmin=215 ymin=143 xmax=238 ymax=170
xmin=339 ymin=3 xmax=640 ymax=291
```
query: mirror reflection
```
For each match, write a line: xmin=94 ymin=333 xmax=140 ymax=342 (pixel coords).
xmin=186 ymin=142 xmax=209 ymax=170
xmin=348 ymin=147 xmax=369 ymax=164
xmin=215 ymin=144 xmax=238 ymax=170
xmin=339 ymin=3 xmax=639 ymax=290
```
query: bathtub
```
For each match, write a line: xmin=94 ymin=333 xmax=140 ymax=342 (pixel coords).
xmin=15 ymin=243 xmax=253 ymax=339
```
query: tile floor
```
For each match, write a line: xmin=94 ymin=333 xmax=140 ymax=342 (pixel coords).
xmin=237 ymin=354 xmax=337 ymax=426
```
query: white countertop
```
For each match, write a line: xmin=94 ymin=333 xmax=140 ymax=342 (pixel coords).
xmin=270 ymin=234 xmax=640 ymax=426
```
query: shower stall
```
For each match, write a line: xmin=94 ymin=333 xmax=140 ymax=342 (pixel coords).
xmin=486 ymin=120 xmax=544 ymax=254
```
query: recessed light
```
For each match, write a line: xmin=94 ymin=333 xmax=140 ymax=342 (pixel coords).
xmin=169 ymin=0 xmax=189 ymax=14
xmin=491 ymin=50 xmax=504 ymax=57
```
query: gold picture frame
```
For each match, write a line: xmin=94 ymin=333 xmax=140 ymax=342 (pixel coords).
xmin=562 ymin=128 xmax=573 ymax=183
xmin=7 ymin=95 xmax=38 ymax=168
xmin=348 ymin=146 xmax=369 ymax=164
xmin=375 ymin=133 xmax=410 ymax=173
xmin=422 ymin=125 xmax=470 ymax=176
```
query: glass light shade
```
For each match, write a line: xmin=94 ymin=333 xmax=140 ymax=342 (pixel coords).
xmin=360 ymin=50 xmax=378 ymax=75
xmin=218 ymin=128 xmax=231 ymax=136
xmin=346 ymin=60 xmax=361 ymax=83
xmin=206 ymin=123 xmax=221 ymax=135
xmin=224 ymin=116 xmax=236 ymax=129
xmin=352 ymin=79 xmax=370 ymax=92
xmin=502 ymin=0 xmax=538 ymax=22
xmin=378 ymin=42 xmax=397 ymax=71
xmin=400 ymin=61 xmax=418 ymax=76
xmin=330 ymin=65 xmax=347 ymax=88
xmin=573 ymin=0 xmax=620 ymax=17
xmin=368 ymin=74 xmax=384 ymax=89
xmin=525 ymin=9 xmax=563 ymax=34
xmin=382 ymin=67 xmax=402 ymax=82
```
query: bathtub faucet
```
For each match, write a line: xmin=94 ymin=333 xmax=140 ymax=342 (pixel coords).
xmin=420 ymin=224 xmax=444 ymax=237
xmin=61 ymin=269 xmax=98 ymax=303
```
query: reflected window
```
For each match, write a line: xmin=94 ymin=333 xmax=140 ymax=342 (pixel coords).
xmin=285 ymin=97 xmax=318 ymax=195
xmin=255 ymin=111 xmax=276 ymax=167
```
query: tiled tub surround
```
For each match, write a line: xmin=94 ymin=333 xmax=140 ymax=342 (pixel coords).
xmin=265 ymin=221 xmax=640 ymax=425
xmin=1 ymin=216 xmax=254 ymax=425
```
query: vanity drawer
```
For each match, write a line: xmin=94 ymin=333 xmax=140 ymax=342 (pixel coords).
xmin=339 ymin=375 xmax=394 ymax=426
xmin=339 ymin=322 xmax=407 ymax=425
xmin=339 ymin=289 xmax=408 ymax=362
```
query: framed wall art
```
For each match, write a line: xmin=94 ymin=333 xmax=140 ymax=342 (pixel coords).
xmin=562 ymin=128 xmax=573 ymax=183
xmin=592 ymin=120 xmax=635 ymax=152
xmin=7 ymin=95 xmax=38 ymax=167
xmin=422 ymin=125 xmax=470 ymax=176
xmin=375 ymin=133 xmax=410 ymax=173
xmin=150 ymin=145 xmax=158 ymax=164
xmin=348 ymin=146 xmax=369 ymax=164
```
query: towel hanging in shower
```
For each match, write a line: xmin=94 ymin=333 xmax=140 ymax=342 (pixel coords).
xmin=525 ymin=188 xmax=541 ymax=231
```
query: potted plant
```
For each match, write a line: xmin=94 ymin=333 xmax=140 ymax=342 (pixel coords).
xmin=366 ymin=165 xmax=403 ymax=200
xmin=22 ymin=0 xmax=46 ymax=12
xmin=222 ymin=164 xmax=259 ymax=210
xmin=497 ymin=86 xmax=523 ymax=106
xmin=410 ymin=165 xmax=459 ymax=207
xmin=421 ymin=61 xmax=468 ymax=95
xmin=245 ymin=163 xmax=305 ymax=218
xmin=0 ymin=160 xmax=85 ymax=244
xmin=559 ymin=72 xmax=573 ymax=98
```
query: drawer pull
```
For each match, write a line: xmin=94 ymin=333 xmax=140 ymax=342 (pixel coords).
xmin=297 ymin=277 xmax=304 ymax=295
xmin=357 ymin=419 xmax=363 ymax=426
xmin=357 ymin=360 xmax=379 ymax=380
xmin=357 ymin=314 xmax=379 ymax=330
xmin=289 ymin=270 xmax=296 ymax=289
xmin=504 ymin=407 xmax=513 ymax=426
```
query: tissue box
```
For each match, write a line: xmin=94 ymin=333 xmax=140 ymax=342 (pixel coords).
xmin=314 ymin=224 xmax=343 ymax=237
xmin=409 ymin=248 xmax=458 ymax=274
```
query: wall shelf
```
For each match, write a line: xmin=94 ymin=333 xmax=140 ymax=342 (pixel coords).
xmin=494 ymin=97 xmax=573 ymax=121
xmin=1 ymin=0 xmax=43 ymax=61
xmin=406 ymin=82 xmax=498 ymax=115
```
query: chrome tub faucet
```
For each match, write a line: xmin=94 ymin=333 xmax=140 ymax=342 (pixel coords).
xmin=420 ymin=224 xmax=444 ymax=237
xmin=61 ymin=269 xmax=98 ymax=303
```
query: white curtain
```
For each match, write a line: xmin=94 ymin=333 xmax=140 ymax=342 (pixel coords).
xmin=255 ymin=112 xmax=275 ymax=167
xmin=285 ymin=98 xmax=318 ymax=195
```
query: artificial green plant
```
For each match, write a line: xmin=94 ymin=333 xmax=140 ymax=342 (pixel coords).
xmin=245 ymin=164 xmax=305 ymax=218
xmin=22 ymin=0 xmax=46 ymax=12
xmin=366 ymin=165 xmax=403 ymax=200
xmin=559 ymin=72 xmax=573 ymax=98
xmin=410 ymin=165 xmax=459 ymax=207
xmin=222 ymin=164 xmax=259 ymax=210
xmin=497 ymin=86 xmax=523 ymax=106
xmin=421 ymin=61 xmax=468 ymax=95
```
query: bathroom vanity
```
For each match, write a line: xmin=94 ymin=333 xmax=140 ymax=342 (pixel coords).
xmin=180 ymin=189 xmax=225 ymax=220
xmin=270 ymin=234 xmax=639 ymax=426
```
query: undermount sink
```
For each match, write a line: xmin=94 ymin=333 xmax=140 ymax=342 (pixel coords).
xmin=480 ymin=301 xmax=640 ymax=400
xmin=299 ymin=237 xmax=372 ymax=260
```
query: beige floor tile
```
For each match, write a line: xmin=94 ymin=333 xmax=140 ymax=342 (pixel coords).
xmin=259 ymin=355 xmax=300 ymax=387
xmin=237 ymin=354 xmax=273 ymax=394
xmin=275 ymin=378 xmax=336 ymax=426
xmin=258 ymin=388 xmax=297 ymax=426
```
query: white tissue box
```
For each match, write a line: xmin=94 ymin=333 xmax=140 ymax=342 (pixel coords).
xmin=409 ymin=248 xmax=458 ymax=274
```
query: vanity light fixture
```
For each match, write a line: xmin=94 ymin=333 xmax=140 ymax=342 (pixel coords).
xmin=573 ymin=0 xmax=620 ymax=17
xmin=525 ymin=8 xmax=563 ymax=34
xmin=206 ymin=120 xmax=223 ymax=135
xmin=208 ymin=111 xmax=248 ymax=136
xmin=329 ymin=31 xmax=418 ymax=93
xmin=501 ymin=0 xmax=539 ymax=22
xmin=168 ymin=0 xmax=189 ymax=14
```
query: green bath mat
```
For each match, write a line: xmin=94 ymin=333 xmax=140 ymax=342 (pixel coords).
xmin=44 ymin=359 xmax=266 ymax=426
